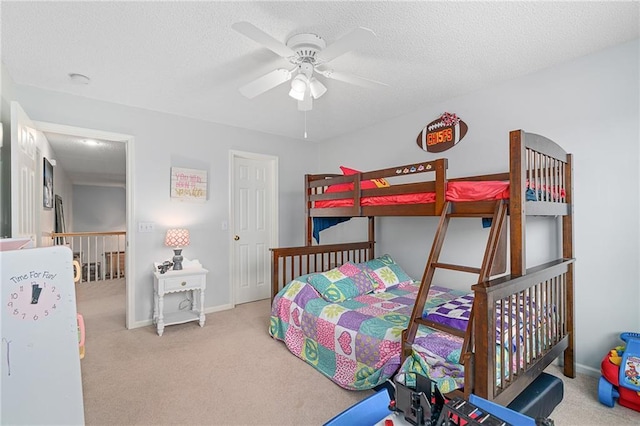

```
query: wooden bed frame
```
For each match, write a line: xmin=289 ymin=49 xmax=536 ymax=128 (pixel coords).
xmin=270 ymin=129 xmax=574 ymax=405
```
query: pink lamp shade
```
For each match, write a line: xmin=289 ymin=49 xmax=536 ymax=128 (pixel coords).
xmin=164 ymin=228 xmax=190 ymax=271
xmin=164 ymin=228 xmax=190 ymax=248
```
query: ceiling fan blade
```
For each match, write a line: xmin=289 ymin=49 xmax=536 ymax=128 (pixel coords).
xmin=239 ymin=68 xmax=292 ymax=99
xmin=316 ymin=68 xmax=388 ymax=90
xmin=232 ymin=21 xmax=296 ymax=59
xmin=298 ymin=87 xmax=313 ymax=111
xmin=316 ymin=27 xmax=376 ymax=64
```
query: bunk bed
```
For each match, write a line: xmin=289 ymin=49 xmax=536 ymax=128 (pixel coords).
xmin=269 ymin=130 xmax=574 ymax=405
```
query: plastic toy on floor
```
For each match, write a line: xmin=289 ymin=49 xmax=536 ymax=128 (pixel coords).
xmin=77 ymin=313 xmax=86 ymax=359
xmin=598 ymin=332 xmax=640 ymax=412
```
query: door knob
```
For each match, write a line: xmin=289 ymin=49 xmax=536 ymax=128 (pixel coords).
xmin=234 ymin=235 xmax=240 ymax=241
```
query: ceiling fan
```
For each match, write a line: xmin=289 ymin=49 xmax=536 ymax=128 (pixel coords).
xmin=232 ymin=22 xmax=388 ymax=111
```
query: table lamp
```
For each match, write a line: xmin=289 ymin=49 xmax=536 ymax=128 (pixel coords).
xmin=164 ymin=228 xmax=190 ymax=270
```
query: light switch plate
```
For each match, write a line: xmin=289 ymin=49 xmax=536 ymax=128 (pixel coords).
xmin=138 ymin=222 xmax=155 ymax=232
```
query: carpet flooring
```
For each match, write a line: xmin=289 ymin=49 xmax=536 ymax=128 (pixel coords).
xmin=76 ymin=279 xmax=639 ymax=425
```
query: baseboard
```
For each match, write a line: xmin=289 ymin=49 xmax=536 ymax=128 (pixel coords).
xmin=575 ymin=363 xmax=601 ymax=377
xmin=552 ymin=358 xmax=601 ymax=378
xmin=204 ymin=303 xmax=233 ymax=314
xmin=128 ymin=319 xmax=153 ymax=329
xmin=127 ymin=303 xmax=234 ymax=329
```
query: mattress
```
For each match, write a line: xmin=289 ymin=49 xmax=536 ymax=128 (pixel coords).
xmin=314 ymin=181 xmax=510 ymax=209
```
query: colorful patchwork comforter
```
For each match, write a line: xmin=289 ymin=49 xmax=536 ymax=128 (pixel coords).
xmin=269 ymin=277 xmax=467 ymax=390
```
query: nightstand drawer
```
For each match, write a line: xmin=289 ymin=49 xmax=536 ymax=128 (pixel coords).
xmin=163 ymin=274 xmax=203 ymax=291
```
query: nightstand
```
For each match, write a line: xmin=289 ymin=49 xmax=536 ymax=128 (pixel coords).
xmin=152 ymin=265 xmax=208 ymax=336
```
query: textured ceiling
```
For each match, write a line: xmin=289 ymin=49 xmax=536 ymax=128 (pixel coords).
xmin=1 ymin=1 xmax=639 ymax=183
xmin=42 ymin=132 xmax=126 ymax=187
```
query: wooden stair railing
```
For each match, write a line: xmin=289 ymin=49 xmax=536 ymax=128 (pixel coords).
xmin=50 ymin=231 xmax=126 ymax=282
xmin=400 ymin=200 xmax=508 ymax=395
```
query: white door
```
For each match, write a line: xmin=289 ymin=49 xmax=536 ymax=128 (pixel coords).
xmin=10 ymin=102 xmax=39 ymax=243
xmin=231 ymin=152 xmax=278 ymax=304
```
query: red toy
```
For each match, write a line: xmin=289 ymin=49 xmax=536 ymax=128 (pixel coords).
xmin=598 ymin=332 xmax=640 ymax=412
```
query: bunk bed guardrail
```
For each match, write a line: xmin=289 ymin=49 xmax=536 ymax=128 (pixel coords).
xmin=306 ymin=158 xmax=449 ymax=219
xmin=270 ymin=241 xmax=375 ymax=300
xmin=472 ymin=258 xmax=575 ymax=404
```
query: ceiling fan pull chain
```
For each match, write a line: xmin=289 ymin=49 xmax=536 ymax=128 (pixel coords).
xmin=304 ymin=111 xmax=308 ymax=139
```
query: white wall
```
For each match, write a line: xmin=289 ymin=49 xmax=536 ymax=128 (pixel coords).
xmin=72 ymin=185 xmax=125 ymax=232
xmin=3 ymin=77 xmax=316 ymax=326
xmin=318 ymin=39 xmax=640 ymax=373
xmin=71 ymin=184 xmax=126 ymax=264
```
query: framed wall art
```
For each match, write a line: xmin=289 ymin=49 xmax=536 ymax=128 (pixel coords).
xmin=170 ymin=167 xmax=207 ymax=202
xmin=43 ymin=157 xmax=54 ymax=209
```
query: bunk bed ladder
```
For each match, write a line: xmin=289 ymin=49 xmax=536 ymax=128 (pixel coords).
xmin=401 ymin=200 xmax=508 ymax=371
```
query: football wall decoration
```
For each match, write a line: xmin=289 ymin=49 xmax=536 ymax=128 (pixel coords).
xmin=416 ymin=112 xmax=468 ymax=153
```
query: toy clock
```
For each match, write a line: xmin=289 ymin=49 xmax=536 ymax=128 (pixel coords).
xmin=7 ymin=281 xmax=61 ymax=321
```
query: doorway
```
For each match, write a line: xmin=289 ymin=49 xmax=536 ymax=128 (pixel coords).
xmin=229 ymin=150 xmax=278 ymax=305
xmin=32 ymin=120 xmax=135 ymax=329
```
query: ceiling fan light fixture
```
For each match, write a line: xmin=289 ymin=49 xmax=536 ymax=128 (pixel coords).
xmin=289 ymin=74 xmax=308 ymax=100
xmin=290 ymin=74 xmax=308 ymax=91
xmin=289 ymin=87 xmax=306 ymax=101
xmin=309 ymin=78 xmax=327 ymax=99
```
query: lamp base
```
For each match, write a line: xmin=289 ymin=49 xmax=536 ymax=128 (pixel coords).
xmin=172 ymin=249 xmax=184 ymax=270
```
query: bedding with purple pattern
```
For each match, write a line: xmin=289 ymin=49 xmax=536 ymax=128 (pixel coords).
xmin=269 ymin=277 xmax=467 ymax=390
xmin=405 ymin=292 xmax=556 ymax=392
xmin=424 ymin=292 xmax=553 ymax=350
